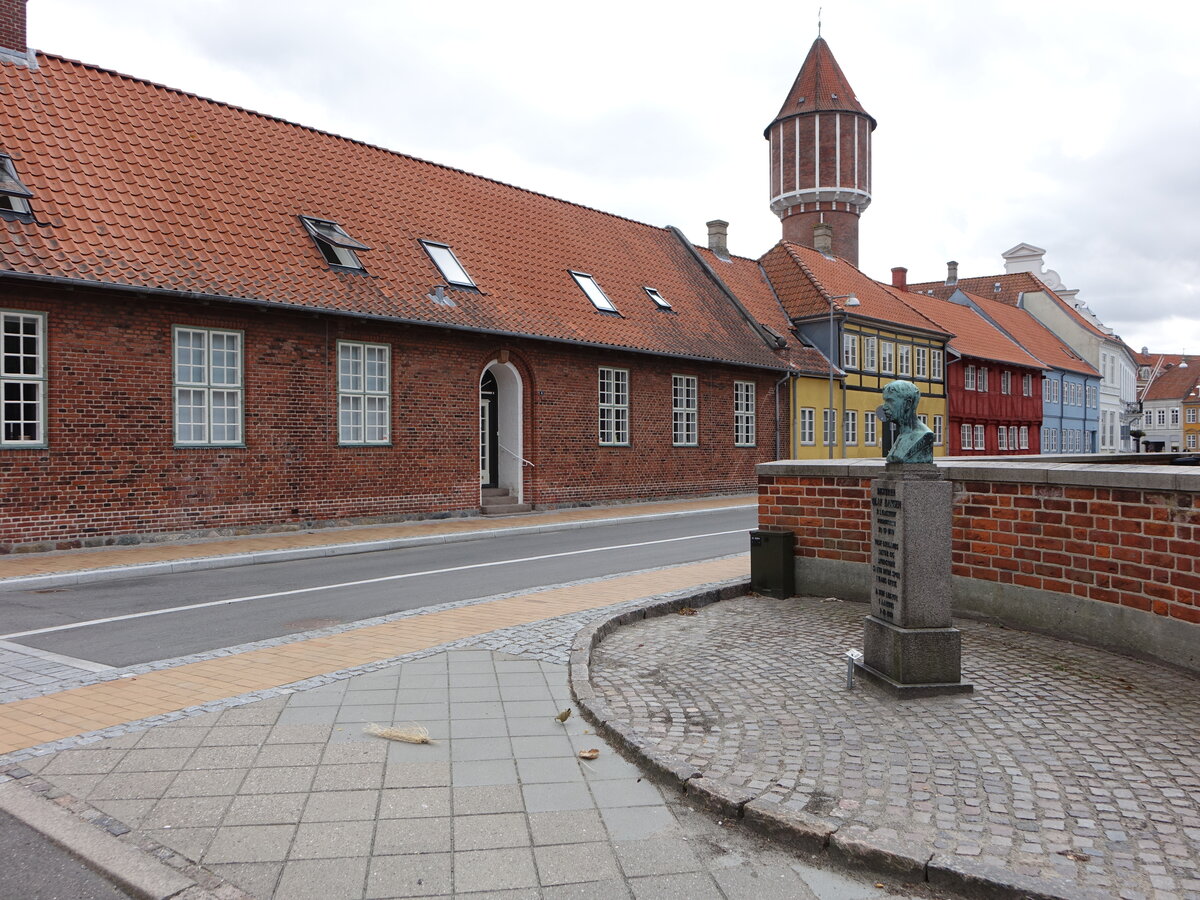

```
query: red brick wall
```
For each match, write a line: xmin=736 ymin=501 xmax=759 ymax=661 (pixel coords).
xmin=0 ymin=0 xmax=25 ymax=53
xmin=760 ymin=472 xmax=1200 ymax=625
xmin=0 ymin=284 xmax=782 ymax=549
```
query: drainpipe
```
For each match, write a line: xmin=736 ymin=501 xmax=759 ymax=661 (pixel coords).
xmin=775 ymin=370 xmax=796 ymax=459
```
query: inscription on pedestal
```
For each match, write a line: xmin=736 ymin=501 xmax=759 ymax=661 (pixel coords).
xmin=871 ymin=485 xmax=902 ymax=622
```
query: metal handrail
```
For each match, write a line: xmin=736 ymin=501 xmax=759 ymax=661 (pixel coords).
xmin=498 ymin=442 xmax=535 ymax=467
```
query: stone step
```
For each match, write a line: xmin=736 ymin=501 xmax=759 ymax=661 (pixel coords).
xmin=480 ymin=493 xmax=515 ymax=508
xmin=480 ymin=502 xmax=532 ymax=516
xmin=481 ymin=487 xmax=509 ymax=498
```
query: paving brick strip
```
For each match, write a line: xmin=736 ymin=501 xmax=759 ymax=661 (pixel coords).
xmin=571 ymin=594 xmax=1200 ymax=900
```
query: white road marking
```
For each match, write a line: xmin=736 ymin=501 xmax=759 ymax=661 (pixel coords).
xmin=0 ymin=639 xmax=115 ymax=672
xmin=1 ymin=529 xmax=749 ymax=640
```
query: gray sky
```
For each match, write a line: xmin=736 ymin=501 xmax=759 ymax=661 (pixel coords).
xmin=30 ymin=0 xmax=1200 ymax=355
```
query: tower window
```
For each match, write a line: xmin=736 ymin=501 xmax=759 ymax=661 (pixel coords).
xmin=420 ymin=241 xmax=476 ymax=288
xmin=300 ymin=216 xmax=370 ymax=270
xmin=0 ymin=154 xmax=33 ymax=215
xmin=571 ymin=272 xmax=618 ymax=313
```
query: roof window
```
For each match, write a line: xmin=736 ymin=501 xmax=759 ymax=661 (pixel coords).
xmin=420 ymin=241 xmax=476 ymax=288
xmin=300 ymin=216 xmax=370 ymax=270
xmin=570 ymin=272 xmax=618 ymax=313
xmin=0 ymin=154 xmax=33 ymax=215
xmin=644 ymin=287 xmax=672 ymax=310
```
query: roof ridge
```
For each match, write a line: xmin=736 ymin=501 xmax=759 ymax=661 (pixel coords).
xmin=26 ymin=51 xmax=674 ymax=235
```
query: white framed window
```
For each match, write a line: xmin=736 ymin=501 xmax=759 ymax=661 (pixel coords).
xmin=978 ymin=367 xmax=989 ymax=392
xmin=734 ymin=381 xmax=756 ymax=447
xmin=823 ymin=408 xmax=837 ymax=446
xmin=961 ymin=423 xmax=972 ymax=451
xmin=1019 ymin=425 xmax=1029 ymax=450
xmin=799 ymin=407 xmax=815 ymax=445
xmin=915 ymin=347 xmax=928 ymax=379
xmin=844 ymin=409 xmax=858 ymax=445
xmin=1009 ymin=425 xmax=1018 ymax=449
xmin=337 ymin=342 xmax=390 ymax=445
xmin=1187 ymin=408 xmax=1197 ymax=424
xmin=1023 ymin=373 xmax=1033 ymax=396
xmin=174 ymin=327 xmax=243 ymax=446
xmin=672 ymin=375 xmax=697 ymax=446
xmin=842 ymin=333 xmax=858 ymax=369
xmin=571 ymin=271 xmax=618 ymax=313
xmin=1086 ymin=385 xmax=1097 ymax=407
xmin=1044 ymin=378 xmax=1052 ymax=402
xmin=974 ymin=424 xmax=986 ymax=450
xmin=420 ymin=241 xmax=475 ymax=288
xmin=1052 ymin=380 xmax=1060 ymax=404
xmin=1001 ymin=371 xmax=1012 ymax=395
xmin=1048 ymin=428 xmax=1058 ymax=452
xmin=918 ymin=414 xmax=928 ymax=427
xmin=964 ymin=365 xmax=976 ymax=391
xmin=864 ymin=337 xmax=877 ymax=372
xmin=1 ymin=310 xmax=46 ymax=446
xmin=1157 ymin=408 xmax=1167 ymax=427
xmin=1171 ymin=408 xmax=1180 ymax=426
xmin=933 ymin=415 xmax=943 ymax=446
xmin=899 ymin=345 xmax=912 ymax=377
xmin=864 ymin=413 xmax=877 ymax=446
xmin=998 ymin=427 xmax=1008 ymax=451
xmin=881 ymin=341 xmax=895 ymax=374
xmin=599 ymin=367 xmax=630 ymax=446
xmin=1189 ymin=433 xmax=1197 ymax=450
xmin=644 ymin=287 xmax=672 ymax=310
xmin=0 ymin=153 xmax=34 ymax=215
xmin=931 ymin=349 xmax=944 ymax=381
xmin=300 ymin=216 xmax=369 ymax=270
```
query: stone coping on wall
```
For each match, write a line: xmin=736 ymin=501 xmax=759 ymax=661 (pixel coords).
xmin=758 ymin=456 xmax=1200 ymax=492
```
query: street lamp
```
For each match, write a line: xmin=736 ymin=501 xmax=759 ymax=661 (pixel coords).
xmin=827 ymin=293 xmax=860 ymax=458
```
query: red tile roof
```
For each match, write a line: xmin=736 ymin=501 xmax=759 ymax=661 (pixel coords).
xmin=761 ymin=242 xmax=950 ymax=338
xmin=768 ymin=37 xmax=874 ymax=130
xmin=1143 ymin=363 xmax=1200 ymax=402
xmin=909 ymin=272 xmax=1113 ymax=342
xmin=897 ymin=292 xmax=1043 ymax=369
xmin=957 ymin=291 xmax=1097 ymax=376
xmin=0 ymin=54 xmax=791 ymax=371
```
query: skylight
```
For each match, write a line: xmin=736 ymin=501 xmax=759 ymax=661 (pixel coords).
xmin=644 ymin=287 xmax=672 ymax=310
xmin=420 ymin=241 xmax=475 ymax=288
xmin=0 ymin=154 xmax=33 ymax=215
xmin=570 ymin=272 xmax=617 ymax=313
xmin=300 ymin=216 xmax=370 ymax=270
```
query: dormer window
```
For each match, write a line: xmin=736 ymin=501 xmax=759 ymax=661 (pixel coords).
xmin=300 ymin=216 xmax=369 ymax=270
xmin=420 ymin=241 xmax=475 ymax=289
xmin=644 ymin=287 xmax=672 ymax=310
xmin=570 ymin=272 xmax=617 ymax=313
xmin=0 ymin=154 xmax=33 ymax=215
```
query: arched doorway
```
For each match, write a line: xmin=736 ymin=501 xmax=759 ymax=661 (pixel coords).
xmin=479 ymin=361 xmax=524 ymax=503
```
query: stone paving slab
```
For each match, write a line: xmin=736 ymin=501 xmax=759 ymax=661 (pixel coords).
xmin=577 ymin=595 xmax=1200 ymax=900
xmin=3 ymin=646 xmax=948 ymax=899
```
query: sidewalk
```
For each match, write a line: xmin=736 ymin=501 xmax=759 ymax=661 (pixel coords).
xmin=0 ymin=496 xmax=947 ymax=899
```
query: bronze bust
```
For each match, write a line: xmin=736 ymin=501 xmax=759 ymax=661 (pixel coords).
xmin=878 ymin=380 xmax=934 ymax=464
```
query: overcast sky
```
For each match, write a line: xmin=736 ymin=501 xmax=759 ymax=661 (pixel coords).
xmin=29 ymin=0 xmax=1200 ymax=356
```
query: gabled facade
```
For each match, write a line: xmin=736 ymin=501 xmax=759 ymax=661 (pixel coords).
xmin=899 ymin=290 xmax=1043 ymax=455
xmin=0 ymin=10 xmax=816 ymax=550
xmin=762 ymin=244 xmax=951 ymax=458
xmin=1136 ymin=357 xmax=1199 ymax=452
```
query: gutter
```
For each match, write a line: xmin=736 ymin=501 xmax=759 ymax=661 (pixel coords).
xmin=0 ymin=270 xmax=791 ymax=374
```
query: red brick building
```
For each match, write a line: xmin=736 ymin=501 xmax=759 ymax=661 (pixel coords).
xmin=0 ymin=4 xmax=830 ymax=550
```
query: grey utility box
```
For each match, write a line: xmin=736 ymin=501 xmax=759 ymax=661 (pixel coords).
xmin=749 ymin=529 xmax=795 ymax=599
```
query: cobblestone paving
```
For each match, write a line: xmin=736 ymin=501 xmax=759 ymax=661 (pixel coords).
xmin=8 ymin=648 xmax=953 ymax=899
xmin=589 ymin=597 xmax=1200 ymax=900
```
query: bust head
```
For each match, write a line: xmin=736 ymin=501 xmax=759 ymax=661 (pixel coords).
xmin=881 ymin=380 xmax=920 ymax=431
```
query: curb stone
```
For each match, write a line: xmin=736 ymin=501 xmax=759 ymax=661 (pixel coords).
xmin=571 ymin=588 xmax=1095 ymax=900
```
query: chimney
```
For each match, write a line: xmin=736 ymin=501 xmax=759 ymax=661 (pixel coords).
xmin=813 ymin=223 xmax=833 ymax=255
xmin=706 ymin=219 xmax=729 ymax=258
xmin=891 ymin=267 xmax=908 ymax=291
xmin=0 ymin=0 xmax=32 ymax=67
xmin=945 ymin=261 xmax=958 ymax=285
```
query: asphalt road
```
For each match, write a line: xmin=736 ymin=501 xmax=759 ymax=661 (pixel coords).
xmin=1 ymin=506 xmax=755 ymax=669
xmin=0 ymin=808 xmax=134 ymax=900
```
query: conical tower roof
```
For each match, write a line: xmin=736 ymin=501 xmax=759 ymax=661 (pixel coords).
xmin=767 ymin=37 xmax=875 ymax=134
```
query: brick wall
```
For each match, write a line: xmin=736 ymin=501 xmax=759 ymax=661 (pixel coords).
xmin=0 ymin=284 xmax=781 ymax=550
xmin=759 ymin=463 xmax=1200 ymax=627
xmin=0 ymin=0 xmax=25 ymax=53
